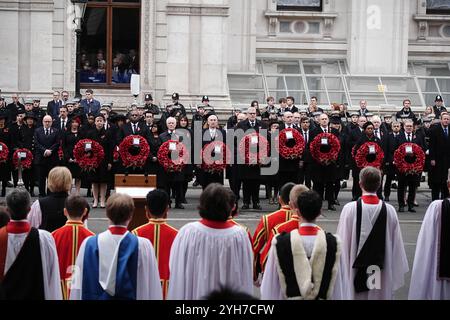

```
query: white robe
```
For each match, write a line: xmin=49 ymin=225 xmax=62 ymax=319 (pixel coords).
xmin=4 ymin=223 xmax=62 ymax=300
xmin=167 ymin=221 xmax=253 ymax=300
xmin=261 ymin=231 xmax=318 ymax=300
xmin=409 ymin=199 xmax=450 ymax=299
xmin=332 ymin=200 xmax=409 ymax=300
xmin=69 ymin=230 xmax=162 ymax=300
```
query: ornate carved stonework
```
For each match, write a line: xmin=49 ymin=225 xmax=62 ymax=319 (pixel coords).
xmin=269 ymin=17 xmax=277 ymax=36
xmin=418 ymin=21 xmax=428 ymax=40
xmin=323 ymin=17 xmax=334 ymax=39
xmin=166 ymin=4 xmax=229 ymax=17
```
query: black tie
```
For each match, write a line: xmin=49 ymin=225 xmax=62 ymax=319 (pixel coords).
xmin=133 ymin=124 xmax=136 ymax=134
xmin=62 ymin=120 xmax=65 ymax=130
xmin=45 ymin=129 xmax=49 ymax=136
xmin=251 ymin=122 xmax=254 ymax=128
xmin=304 ymin=131 xmax=308 ymax=143
xmin=407 ymin=133 xmax=411 ymax=142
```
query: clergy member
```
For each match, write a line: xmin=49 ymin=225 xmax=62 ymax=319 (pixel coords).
xmin=69 ymin=193 xmax=162 ymax=300
xmin=409 ymin=169 xmax=450 ymax=299
xmin=0 ymin=189 xmax=62 ymax=299
xmin=259 ymin=184 xmax=309 ymax=270
xmin=52 ymin=195 xmax=94 ymax=299
xmin=167 ymin=183 xmax=253 ymax=300
xmin=132 ymin=189 xmax=178 ymax=299
xmin=261 ymin=190 xmax=341 ymax=299
xmin=333 ymin=166 xmax=408 ymax=300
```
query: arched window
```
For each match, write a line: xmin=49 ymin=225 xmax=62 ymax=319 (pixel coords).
xmin=80 ymin=0 xmax=140 ymax=87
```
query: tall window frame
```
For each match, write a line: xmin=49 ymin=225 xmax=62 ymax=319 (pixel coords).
xmin=426 ymin=0 xmax=450 ymax=15
xmin=80 ymin=0 xmax=141 ymax=89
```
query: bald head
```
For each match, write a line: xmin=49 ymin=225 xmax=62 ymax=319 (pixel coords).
xmin=166 ymin=117 xmax=176 ymax=131
xmin=43 ymin=115 xmax=53 ymax=129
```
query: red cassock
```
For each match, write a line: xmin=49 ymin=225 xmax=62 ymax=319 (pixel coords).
xmin=251 ymin=205 xmax=293 ymax=277
xmin=52 ymin=221 xmax=95 ymax=299
xmin=132 ymin=219 xmax=178 ymax=299
xmin=259 ymin=214 xmax=301 ymax=271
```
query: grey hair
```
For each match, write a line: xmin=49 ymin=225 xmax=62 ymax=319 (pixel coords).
xmin=359 ymin=166 xmax=382 ymax=193
xmin=6 ymin=188 xmax=31 ymax=220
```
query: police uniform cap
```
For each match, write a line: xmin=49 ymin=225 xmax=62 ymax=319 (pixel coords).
xmin=202 ymin=95 xmax=209 ymax=102
xmin=312 ymin=111 xmax=322 ymax=117
xmin=172 ymin=93 xmax=179 ymax=100
xmin=24 ymin=99 xmax=33 ymax=105
xmin=350 ymin=111 xmax=359 ymax=117
xmin=145 ymin=94 xmax=153 ymax=101
xmin=435 ymin=95 xmax=443 ymax=102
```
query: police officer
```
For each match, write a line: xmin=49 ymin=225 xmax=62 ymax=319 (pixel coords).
xmin=433 ymin=95 xmax=447 ymax=118
xmin=144 ymin=93 xmax=160 ymax=115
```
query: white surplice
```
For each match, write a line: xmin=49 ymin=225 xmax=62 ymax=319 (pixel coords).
xmin=69 ymin=230 xmax=162 ymax=300
xmin=167 ymin=222 xmax=254 ymax=300
xmin=4 ymin=221 xmax=62 ymax=300
xmin=409 ymin=199 xmax=450 ymax=299
xmin=332 ymin=199 xmax=409 ymax=300
xmin=27 ymin=200 xmax=42 ymax=228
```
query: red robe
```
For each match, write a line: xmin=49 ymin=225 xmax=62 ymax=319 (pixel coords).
xmin=132 ymin=218 xmax=178 ymax=299
xmin=260 ymin=214 xmax=301 ymax=271
xmin=52 ymin=221 xmax=94 ymax=299
xmin=251 ymin=205 xmax=292 ymax=277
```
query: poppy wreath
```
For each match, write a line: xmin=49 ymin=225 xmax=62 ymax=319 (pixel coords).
xmin=118 ymin=135 xmax=150 ymax=168
xmin=275 ymin=128 xmax=305 ymax=160
xmin=310 ymin=133 xmax=341 ymax=165
xmin=0 ymin=142 xmax=9 ymax=164
xmin=157 ymin=140 xmax=189 ymax=172
xmin=73 ymin=139 xmax=105 ymax=172
xmin=354 ymin=142 xmax=384 ymax=169
xmin=201 ymin=141 xmax=231 ymax=173
xmin=394 ymin=143 xmax=425 ymax=175
xmin=12 ymin=148 xmax=33 ymax=169
xmin=238 ymin=133 xmax=269 ymax=165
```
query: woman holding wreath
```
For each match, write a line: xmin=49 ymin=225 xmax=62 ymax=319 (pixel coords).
xmin=86 ymin=114 xmax=113 ymax=208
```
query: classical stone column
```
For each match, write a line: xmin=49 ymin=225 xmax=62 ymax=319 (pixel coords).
xmin=165 ymin=0 xmax=231 ymax=109
xmin=348 ymin=0 xmax=410 ymax=75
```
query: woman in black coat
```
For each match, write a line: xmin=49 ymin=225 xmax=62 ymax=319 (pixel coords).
xmin=86 ymin=115 xmax=113 ymax=208
xmin=177 ymin=115 xmax=194 ymax=203
xmin=62 ymin=118 xmax=83 ymax=194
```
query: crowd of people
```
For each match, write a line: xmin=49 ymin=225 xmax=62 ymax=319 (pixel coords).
xmin=0 ymin=167 xmax=449 ymax=300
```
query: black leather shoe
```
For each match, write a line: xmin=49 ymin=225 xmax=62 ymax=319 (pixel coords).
xmin=241 ymin=204 xmax=250 ymax=210
xmin=328 ymin=205 xmax=336 ymax=211
xmin=253 ymin=204 xmax=262 ymax=210
xmin=399 ymin=206 xmax=405 ymax=213
xmin=408 ymin=207 xmax=416 ymax=213
xmin=175 ymin=204 xmax=185 ymax=209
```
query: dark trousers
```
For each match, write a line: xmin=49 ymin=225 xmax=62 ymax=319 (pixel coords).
xmin=13 ymin=169 xmax=34 ymax=194
xmin=278 ymin=171 xmax=297 ymax=190
xmin=397 ymin=176 xmax=417 ymax=208
xmin=297 ymin=163 xmax=312 ymax=188
xmin=243 ymin=179 xmax=260 ymax=205
xmin=384 ymin=173 xmax=395 ymax=198
xmin=334 ymin=179 xmax=341 ymax=200
xmin=165 ymin=180 xmax=183 ymax=206
xmin=431 ymin=183 xmax=450 ymax=201
xmin=37 ymin=163 xmax=54 ymax=196
xmin=182 ymin=180 xmax=188 ymax=201
xmin=352 ymin=174 xmax=362 ymax=200
xmin=313 ymin=181 xmax=334 ymax=206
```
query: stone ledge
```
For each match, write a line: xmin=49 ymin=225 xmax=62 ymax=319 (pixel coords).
xmin=264 ymin=10 xmax=338 ymax=19
xmin=166 ymin=3 xmax=229 ymax=17
xmin=0 ymin=0 xmax=53 ymax=11
xmin=413 ymin=14 xmax=450 ymax=22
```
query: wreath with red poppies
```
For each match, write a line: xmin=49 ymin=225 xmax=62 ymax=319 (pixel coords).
xmin=157 ymin=140 xmax=189 ymax=172
xmin=238 ymin=133 xmax=269 ymax=165
xmin=12 ymin=148 xmax=33 ymax=169
xmin=201 ymin=141 xmax=231 ymax=173
xmin=118 ymin=135 xmax=150 ymax=168
xmin=275 ymin=128 xmax=305 ymax=160
xmin=73 ymin=139 xmax=105 ymax=172
xmin=0 ymin=142 xmax=8 ymax=164
xmin=310 ymin=133 xmax=341 ymax=165
xmin=354 ymin=142 xmax=384 ymax=169
xmin=394 ymin=143 xmax=425 ymax=175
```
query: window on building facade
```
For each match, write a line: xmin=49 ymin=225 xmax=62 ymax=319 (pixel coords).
xmin=80 ymin=0 xmax=140 ymax=87
xmin=277 ymin=0 xmax=322 ymax=11
xmin=426 ymin=0 xmax=450 ymax=14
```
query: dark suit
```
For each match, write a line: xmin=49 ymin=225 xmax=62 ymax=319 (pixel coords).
xmin=235 ymin=119 xmax=267 ymax=206
xmin=383 ymin=132 xmax=400 ymax=199
xmin=159 ymin=130 xmax=185 ymax=207
xmin=47 ymin=100 xmax=63 ymax=120
xmin=198 ymin=128 xmax=226 ymax=189
xmin=80 ymin=98 xmax=101 ymax=116
xmin=298 ymin=129 xmax=312 ymax=188
xmin=52 ymin=117 xmax=70 ymax=135
xmin=347 ymin=126 xmax=364 ymax=199
xmin=428 ymin=125 xmax=450 ymax=200
xmin=34 ymin=126 xmax=60 ymax=196
xmin=309 ymin=126 xmax=340 ymax=207
xmin=278 ymin=124 xmax=301 ymax=189
xmin=394 ymin=131 xmax=426 ymax=208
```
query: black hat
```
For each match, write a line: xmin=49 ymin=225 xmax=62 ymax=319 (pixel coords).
xmin=111 ymin=114 xmax=127 ymax=123
xmin=16 ymin=106 xmax=25 ymax=115
xmin=24 ymin=112 xmax=37 ymax=121
xmin=0 ymin=112 xmax=7 ymax=120
xmin=172 ymin=93 xmax=179 ymax=100
xmin=145 ymin=94 xmax=153 ymax=101
xmin=330 ymin=116 xmax=341 ymax=125
xmin=202 ymin=95 xmax=209 ymax=102
xmin=33 ymin=98 xmax=41 ymax=102
xmin=350 ymin=111 xmax=359 ymax=117
xmin=435 ymin=95 xmax=443 ymax=102
xmin=362 ymin=121 xmax=374 ymax=130
xmin=0 ymin=96 xmax=4 ymax=101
